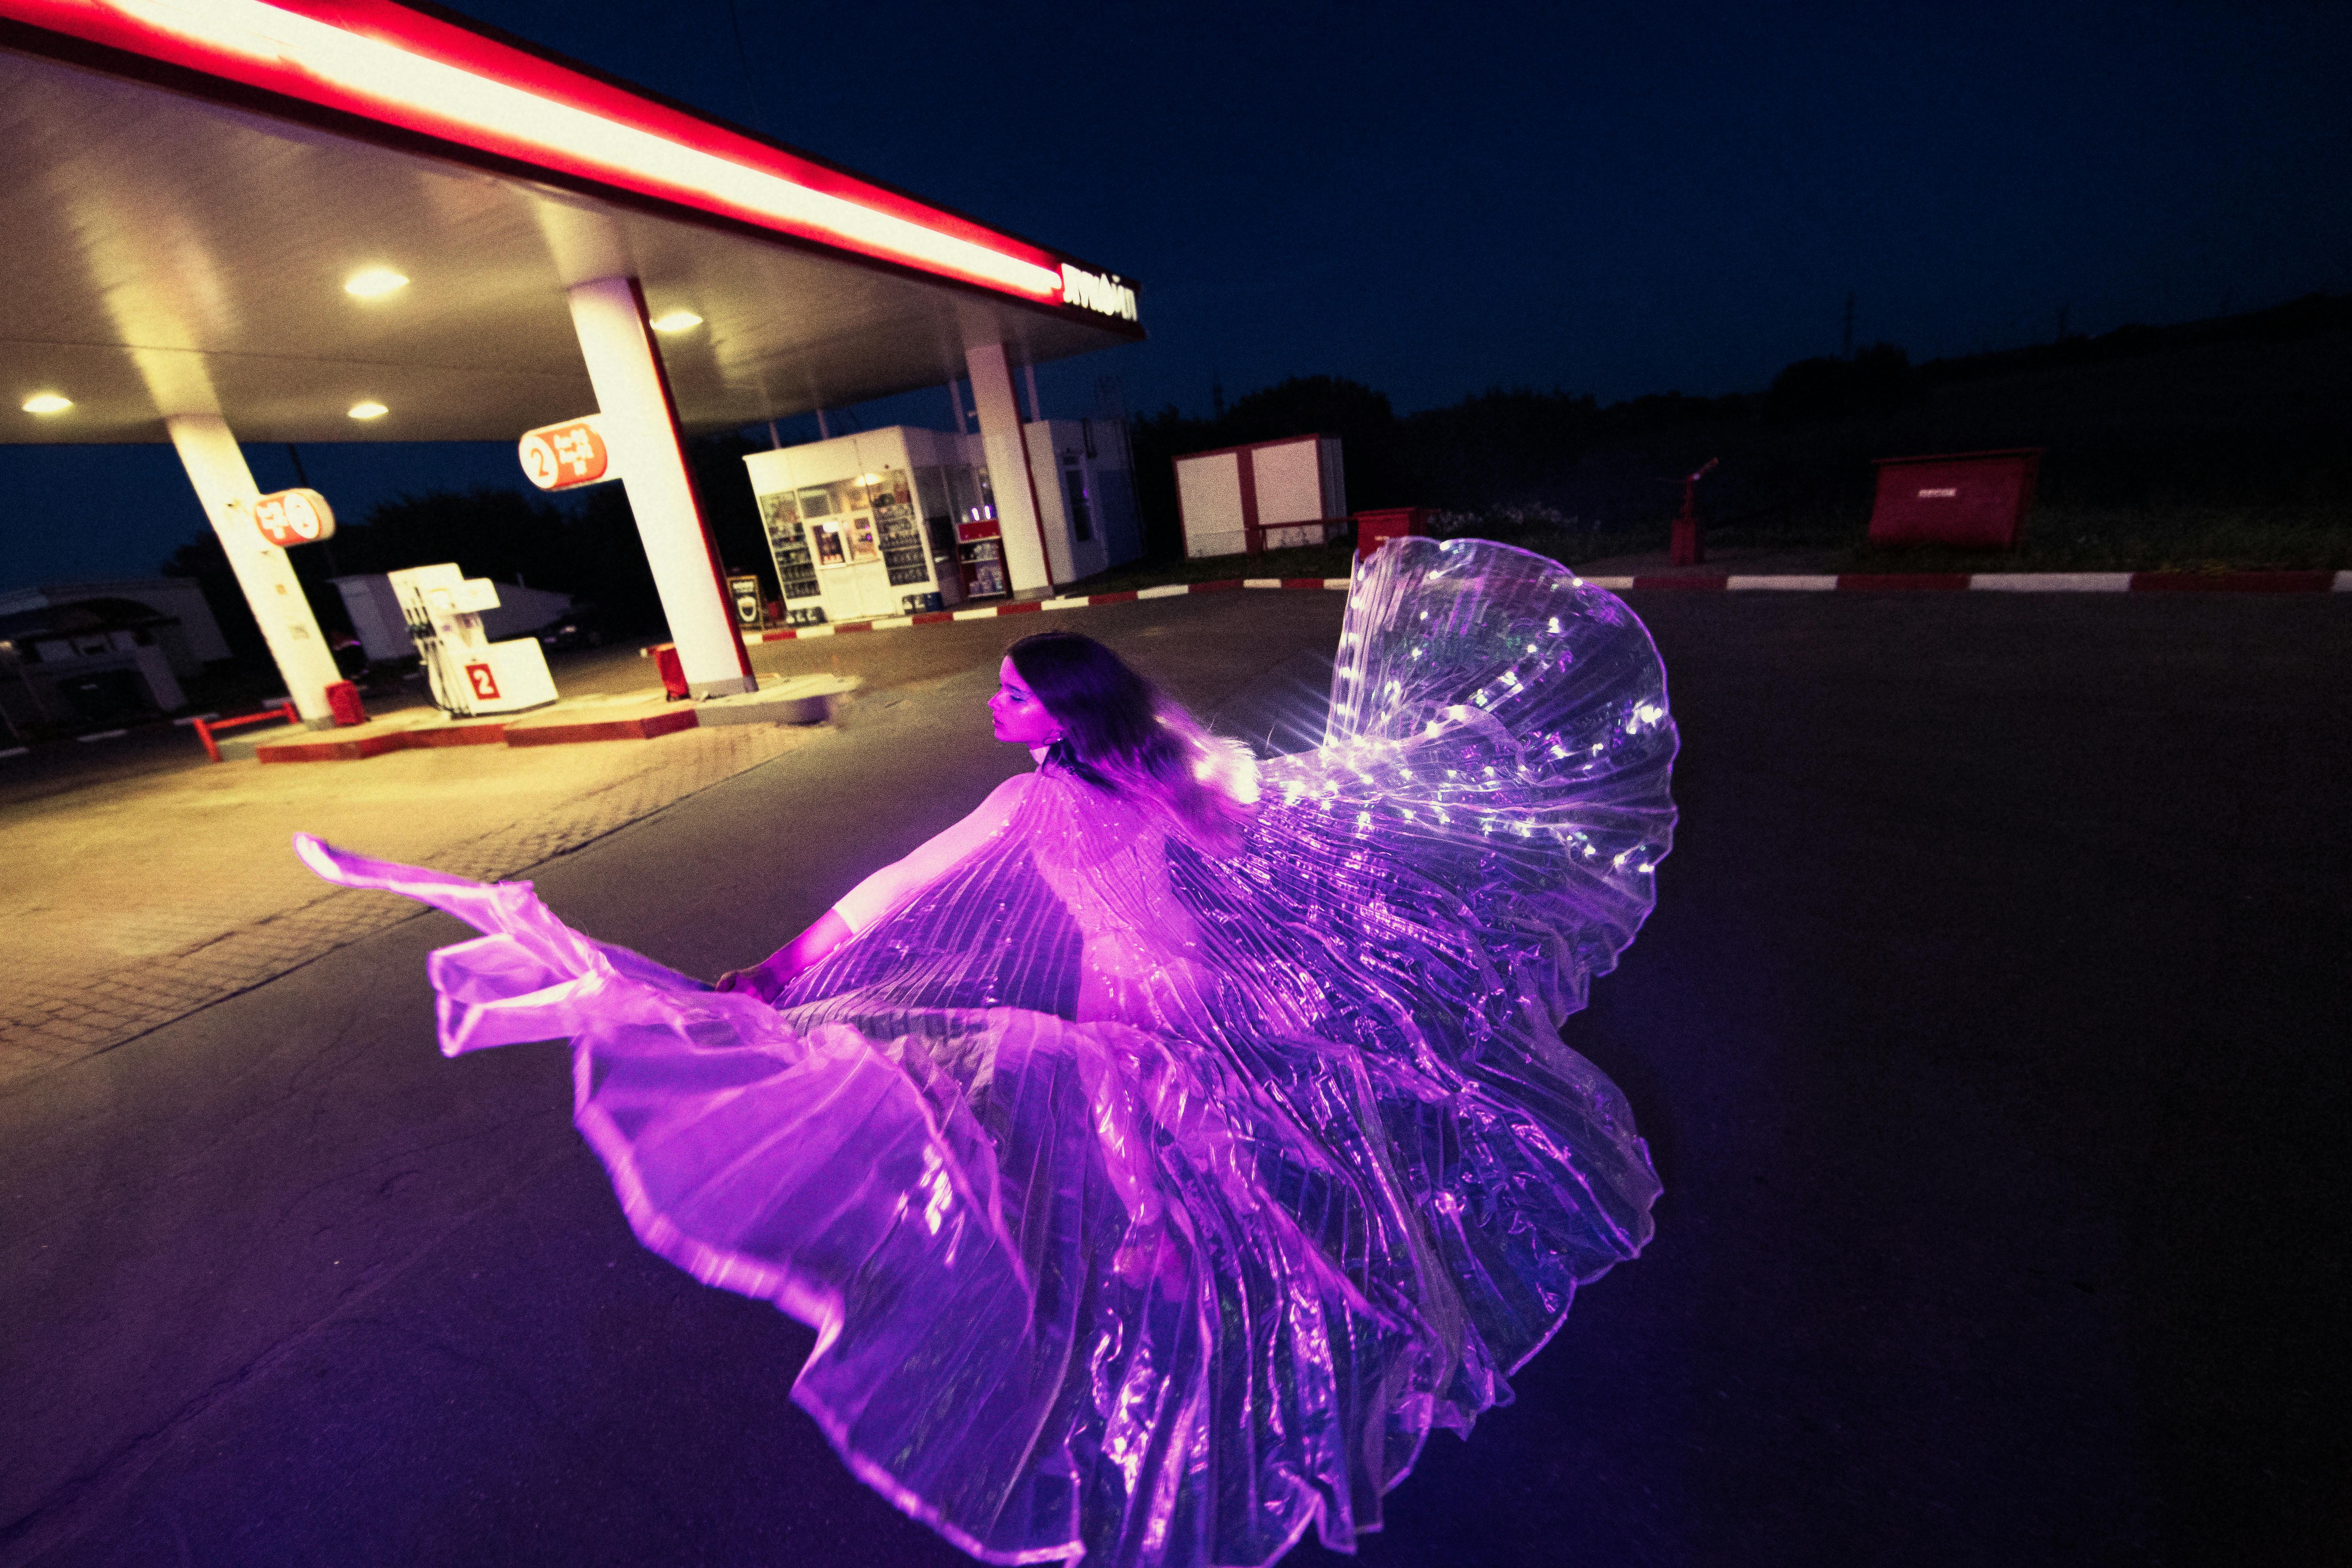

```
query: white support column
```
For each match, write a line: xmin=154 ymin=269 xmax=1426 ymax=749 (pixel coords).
xmin=965 ymin=339 xmax=1056 ymax=592
xmin=566 ymin=275 xmax=755 ymax=697
xmin=165 ymin=414 xmax=341 ymax=724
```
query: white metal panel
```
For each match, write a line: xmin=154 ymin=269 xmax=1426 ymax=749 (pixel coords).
xmin=1252 ymin=438 xmax=1325 ymax=525
xmin=466 ymin=639 xmax=559 ymax=712
xmin=1177 ymin=452 xmax=1245 ymax=558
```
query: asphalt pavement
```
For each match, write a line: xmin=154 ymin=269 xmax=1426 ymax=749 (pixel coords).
xmin=2 ymin=588 xmax=2345 ymax=1567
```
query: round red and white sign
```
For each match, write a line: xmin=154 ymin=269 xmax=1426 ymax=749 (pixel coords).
xmin=253 ymin=488 xmax=336 ymax=547
xmin=519 ymin=418 xmax=610 ymax=490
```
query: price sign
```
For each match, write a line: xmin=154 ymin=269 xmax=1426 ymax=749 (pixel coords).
xmin=519 ymin=417 xmax=611 ymax=490
xmin=253 ymin=488 xmax=336 ymax=547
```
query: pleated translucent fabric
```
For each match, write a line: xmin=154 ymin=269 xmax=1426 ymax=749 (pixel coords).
xmin=299 ymin=537 xmax=1677 ymax=1568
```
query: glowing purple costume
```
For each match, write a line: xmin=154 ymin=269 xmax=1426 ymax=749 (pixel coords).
xmin=300 ymin=539 xmax=1676 ymax=1568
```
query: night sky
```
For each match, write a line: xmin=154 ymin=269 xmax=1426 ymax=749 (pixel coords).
xmin=5 ymin=0 xmax=2349 ymax=591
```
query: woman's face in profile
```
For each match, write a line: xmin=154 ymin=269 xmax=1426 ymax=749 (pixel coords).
xmin=990 ymin=657 xmax=1063 ymax=747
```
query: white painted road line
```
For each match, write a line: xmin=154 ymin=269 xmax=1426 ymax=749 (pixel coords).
xmin=76 ymin=729 xmax=129 ymax=742
xmin=1971 ymin=573 xmax=2133 ymax=592
xmin=1135 ymin=584 xmax=1192 ymax=600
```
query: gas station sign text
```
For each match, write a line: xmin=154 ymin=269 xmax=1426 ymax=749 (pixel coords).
xmin=252 ymin=488 xmax=336 ymax=547
xmin=519 ymin=418 xmax=612 ymax=490
xmin=1060 ymin=263 xmax=1138 ymax=322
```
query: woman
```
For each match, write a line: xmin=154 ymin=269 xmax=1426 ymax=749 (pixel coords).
xmin=713 ymin=631 xmax=1258 ymax=1023
xmin=299 ymin=537 xmax=1677 ymax=1568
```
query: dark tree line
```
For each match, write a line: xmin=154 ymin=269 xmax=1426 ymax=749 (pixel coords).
xmin=1130 ymin=292 xmax=2351 ymax=555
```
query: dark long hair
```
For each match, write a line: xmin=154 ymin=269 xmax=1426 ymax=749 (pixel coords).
xmin=1006 ymin=631 xmax=1252 ymax=852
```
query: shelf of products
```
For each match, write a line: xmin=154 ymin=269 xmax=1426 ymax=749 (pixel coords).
xmin=958 ymin=535 xmax=1006 ymax=599
xmin=877 ymin=512 xmax=927 ymax=586
xmin=866 ymin=469 xmax=929 ymax=587
xmin=762 ymin=494 xmax=819 ymax=603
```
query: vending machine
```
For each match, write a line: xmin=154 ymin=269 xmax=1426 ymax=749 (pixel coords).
xmin=745 ymin=427 xmax=991 ymax=626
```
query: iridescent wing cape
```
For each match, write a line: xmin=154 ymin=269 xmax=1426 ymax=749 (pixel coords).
xmin=301 ymin=537 xmax=1677 ymax=1568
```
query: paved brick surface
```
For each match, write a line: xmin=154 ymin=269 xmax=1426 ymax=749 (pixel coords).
xmin=0 ymin=719 xmax=824 ymax=1085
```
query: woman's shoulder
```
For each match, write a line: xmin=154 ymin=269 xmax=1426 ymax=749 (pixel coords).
xmin=974 ymin=769 xmax=1041 ymax=822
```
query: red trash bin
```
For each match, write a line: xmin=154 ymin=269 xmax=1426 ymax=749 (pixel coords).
xmin=653 ymin=644 xmax=691 ymax=701
xmin=1354 ymin=507 xmax=1430 ymax=561
xmin=325 ymin=680 xmax=367 ymax=726
xmin=1868 ymin=449 xmax=2042 ymax=548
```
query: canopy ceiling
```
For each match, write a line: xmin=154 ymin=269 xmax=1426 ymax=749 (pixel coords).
xmin=0 ymin=0 xmax=1144 ymax=444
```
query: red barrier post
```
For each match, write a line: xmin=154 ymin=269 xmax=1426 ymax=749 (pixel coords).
xmin=1670 ymin=459 xmax=1719 ymax=567
xmin=194 ymin=699 xmax=298 ymax=762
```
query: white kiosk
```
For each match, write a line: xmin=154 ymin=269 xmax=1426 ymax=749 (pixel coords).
xmin=386 ymin=563 xmax=559 ymax=717
xmin=1175 ymin=434 xmax=1347 ymax=559
xmin=744 ymin=421 xmax=1139 ymax=625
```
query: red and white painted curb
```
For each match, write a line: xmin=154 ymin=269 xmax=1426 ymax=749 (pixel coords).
xmin=648 ymin=568 xmax=2348 ymax=654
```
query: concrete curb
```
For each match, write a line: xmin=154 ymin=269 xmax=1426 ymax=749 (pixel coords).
xmin=688 ymin=568 xmax=2350 ymax=647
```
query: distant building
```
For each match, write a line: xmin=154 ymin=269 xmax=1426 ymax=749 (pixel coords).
xmin=0 ymin=579 xmax=230 ymax=671
xmin=0 ymin=578 xmax=231 ymax=728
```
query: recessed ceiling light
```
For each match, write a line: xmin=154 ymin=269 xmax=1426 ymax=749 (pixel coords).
xmin=348 ymin=401 xmax=389 ymax=420
xmin=22 ymin=393 xmax=73 ymax=415
xmin=344 ymin=268 xmax=409 ymax=298
xmin=650 ymin=310 xmax=704 ymax=333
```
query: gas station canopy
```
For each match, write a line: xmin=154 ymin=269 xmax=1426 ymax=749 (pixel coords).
xmin=0 ymin=0 xmax=1146 ymax=443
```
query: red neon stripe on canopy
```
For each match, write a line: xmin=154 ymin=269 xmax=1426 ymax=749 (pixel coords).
xmin=0 ymin=0 xmax=1069 ymax=303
